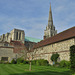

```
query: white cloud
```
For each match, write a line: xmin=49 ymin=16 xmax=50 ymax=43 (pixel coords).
xmin=0 ymin=0 xmax=75 ymax=39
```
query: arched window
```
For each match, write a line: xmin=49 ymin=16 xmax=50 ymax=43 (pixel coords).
xmin=16 ymin=32 xmax=18 ymax=40
xmin=19 ymin=32 xmax=21 ymax=40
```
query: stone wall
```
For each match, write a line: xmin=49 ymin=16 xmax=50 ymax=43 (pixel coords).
xmin=0 ymin=47 xmax=15 ymax=62
xmin=0 ymin=41 xmax=27 ymax=62
xmin=28 ymin=38 xmax=75 ymax=64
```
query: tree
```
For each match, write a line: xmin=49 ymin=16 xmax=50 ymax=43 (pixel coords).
xmin=51 ymin=53 xmax=59 ymax=64
xmin=70 ymin=45 xmax=75 ymax=73
xmin=27 ymin=53 xmax=32 ymax=71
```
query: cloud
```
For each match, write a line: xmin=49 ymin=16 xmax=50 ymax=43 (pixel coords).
xmin=0 ymin=0 xmax=75 ymax=39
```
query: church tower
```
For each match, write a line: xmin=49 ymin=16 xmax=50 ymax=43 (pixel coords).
xmin=44 ymin=4 xmax=57 ymax=39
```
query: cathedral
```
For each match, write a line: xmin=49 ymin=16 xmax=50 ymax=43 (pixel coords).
xmin=0 ymin=4 xmax=75 ymax=64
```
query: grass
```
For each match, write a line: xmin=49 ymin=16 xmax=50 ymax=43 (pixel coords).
xmin=0 ymin=64 xmax=74 ymax=75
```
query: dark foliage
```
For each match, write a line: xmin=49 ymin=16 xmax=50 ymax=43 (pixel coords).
xmin=59 ymin=60 xmax=70 ymax=68
xmin=51 ymin=53 xmax=59 ymax=64
xmin=23 ymin=60 xmax=29 ymax=64
xmin=17 ymin=58 xmax=24 ymax=64
xmin=32 ymin=59 xmax=49 ymax=66
xmin=11 ymin=59 xmax=17 ymax=64
xmin=70 ymin=45 xmax=75 ymax=73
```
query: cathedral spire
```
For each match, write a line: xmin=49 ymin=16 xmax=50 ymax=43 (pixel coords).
xmin=44 ymin=3 xmax=57 ymax=39
xmin=48 ymin=3 xmax=53 ymax=26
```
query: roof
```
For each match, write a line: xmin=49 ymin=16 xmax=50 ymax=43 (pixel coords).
xmin=25 ymin=36 xmax=42 ymax=43
xmin=33 ymin=26 xmax=75 ymax=48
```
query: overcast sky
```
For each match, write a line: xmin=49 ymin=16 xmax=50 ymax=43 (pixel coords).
xmin=0 ymin=0 xmax=75 ymax=39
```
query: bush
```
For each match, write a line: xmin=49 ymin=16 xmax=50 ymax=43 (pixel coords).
xmin=40 ymin=59 xmax=49 ymax=66
xmin=17 ymin=58 xmax=24 ymax=64
xmin=11 ymin=59 xmax=17 ymax=64
xmin=70 ymin=45 xmax=75 ymax=73
xmin=23 ymin=60 xmax=29 ymax=64
xmin=32 ymin=59 xmax=49 ymax=66
xmin=51 ymin=53 xmax=59 ymax=64
xmin=31 ymin=60 xmax=36 ymax=65
xmin=36 ymin=60 xmax=40 ymax=66
xmin=59 ymin=60 xmax=70 ymax=68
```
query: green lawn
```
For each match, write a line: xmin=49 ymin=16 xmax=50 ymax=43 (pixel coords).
xmin=0 ymin=64 xmax=73 ymax=75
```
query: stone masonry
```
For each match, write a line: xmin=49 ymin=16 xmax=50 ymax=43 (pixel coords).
xmin=28 ymin=38 xmax=75 ymax=64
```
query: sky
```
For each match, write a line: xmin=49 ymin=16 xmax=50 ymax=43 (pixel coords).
xmin=0 ymin=0 xmax=75 ymax=39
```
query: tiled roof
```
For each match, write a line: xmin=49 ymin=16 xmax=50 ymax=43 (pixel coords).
xmin=33 ymin=27 xmax=75 ymax=48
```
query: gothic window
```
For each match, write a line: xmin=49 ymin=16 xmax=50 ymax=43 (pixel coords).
xmin=16 ymin=32 xmax=18 ymax=40
xmin=19 ymin=32 xmax=21 ymax=40
xmin=54 ymin=27 xmax=55 ymax=30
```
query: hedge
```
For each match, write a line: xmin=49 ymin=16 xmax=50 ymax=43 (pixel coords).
xmin=70 ymin=45 xmax=75 ymax=73
xmin=59 ymin=60 xmax=70 ymax=68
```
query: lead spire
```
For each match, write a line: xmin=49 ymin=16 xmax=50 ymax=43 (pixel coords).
xmin=48 ymin=3 xmax=53 ymax=26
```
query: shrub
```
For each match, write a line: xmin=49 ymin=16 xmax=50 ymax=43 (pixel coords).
xmin=31 ymin=60 xmax=36 ymax=65
xmin=51 ymin=53 xmax=59 ymax=64
xmin=17 ymin=58 xmax=24 ymax=64
xmin=59 ymin=60 xmax=70 ymax=68
xmin=70 ymin=45 xmax=75 ymax=73
xmin=33 ymin=59 xmax=49 ymax=66
xmin=23 ymin=60 xmax=29 ymax=64
xmin=11 ymin=59 xmax=17 ymax=64
xmin=40 ymin=59 xmax=49 ymax=66
xmin=35 ymin=60 xmax=39 ymax=66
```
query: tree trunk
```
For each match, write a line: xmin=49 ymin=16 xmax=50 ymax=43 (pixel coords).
xmin=29 ymin=61 xmax=31 ymax=71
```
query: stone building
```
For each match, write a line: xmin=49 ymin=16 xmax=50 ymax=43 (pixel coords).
xmin=0 ymin=29 xmax=26 ymax=62
xmin=0 ymin=3 xmax=75 ymax=64
xmin=27 ymin=4 xmax=75 ymax=64
xmin=0 ymin=29 xmax=41 ymax=62
xmin=0 ymin=29 xmax=25 ymax=43
xmin=27 ymin=27 xmax=75 ymax=64
xmin=0 ymin=42 xmax=14 ymax=62
xmin=44 ymin=4 xmax=57 ymax=39
xmin=0 ymin=40 xmax=27 ymax=62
